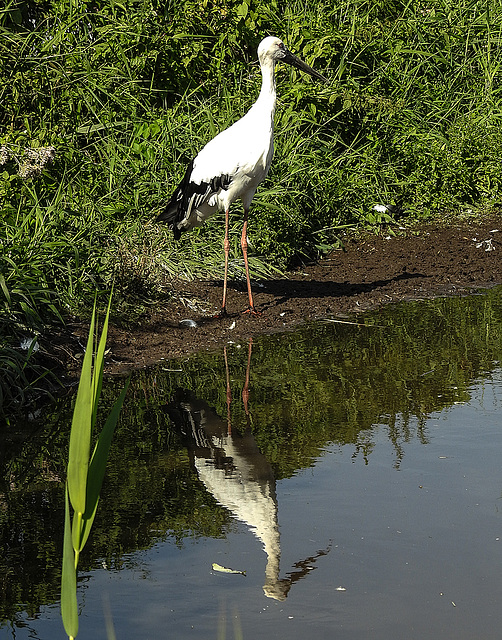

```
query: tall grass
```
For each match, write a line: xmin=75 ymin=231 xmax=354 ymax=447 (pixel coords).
xmin=1 ymin=0 xmax=501 ymax=404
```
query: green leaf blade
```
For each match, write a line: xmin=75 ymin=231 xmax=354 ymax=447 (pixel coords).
xmin=80 ymin=382 xmax=129 ymax=549
xmin=61 ymin=486 xmax=79 ymax=639
xmin=67 ymin=307 xmax=96 ymax=515
xmin=91 ymin=294 xmax=112 ymax=429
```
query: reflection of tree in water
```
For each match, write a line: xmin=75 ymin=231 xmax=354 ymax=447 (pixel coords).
xmin=167 ymin=341 xmax=330 ymax=600
xmin=4 ymin=290 xmax=501 ymax=620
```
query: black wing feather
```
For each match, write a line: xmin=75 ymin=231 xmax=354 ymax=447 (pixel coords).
xmin=156 ymin=160 xmax=232 ymax=240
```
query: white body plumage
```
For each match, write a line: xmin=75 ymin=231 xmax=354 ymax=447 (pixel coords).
xmin=187 ymin=95 xmax=276 ymax=228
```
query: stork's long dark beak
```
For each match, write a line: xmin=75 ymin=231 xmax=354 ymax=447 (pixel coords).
xmin=281 ymin=49 xmax=329 ymax=83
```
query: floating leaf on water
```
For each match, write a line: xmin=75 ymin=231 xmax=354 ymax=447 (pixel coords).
xmin=212 ymin=563 xmax=246 ymax=576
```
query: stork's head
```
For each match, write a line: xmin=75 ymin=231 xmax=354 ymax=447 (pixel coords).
xmin=257 ymin=36 xmax=328 ymax=83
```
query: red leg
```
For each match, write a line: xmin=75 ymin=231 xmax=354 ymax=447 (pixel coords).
xmin=221 ymin=208 xmax=230 ymax=315
xmin=223 ymin=345 xmax=232 ymax=435
xmin=241 ymin=209 xmax=260 ymax=315
xmin=241 ymin=338 xmax=252 ymax=415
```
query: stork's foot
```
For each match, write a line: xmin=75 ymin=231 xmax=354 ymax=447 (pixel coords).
xmin=242 ymin=306 xmax=261 ymax=317
xmin=214 ymin=307 xmax=229 ymax=319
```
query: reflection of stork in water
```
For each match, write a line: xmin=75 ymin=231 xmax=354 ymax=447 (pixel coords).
xmin=167 ymin=340 xmax=330 ymax=600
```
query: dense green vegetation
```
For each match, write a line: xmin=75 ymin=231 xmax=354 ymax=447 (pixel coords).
xmin=1 ymin=0 xmax=502 ymax=407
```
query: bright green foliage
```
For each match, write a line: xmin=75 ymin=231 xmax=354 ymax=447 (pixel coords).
xmin=61 ymin=296 xmax=128 ymax=639
xmin=1 ymin=0 xmax=501 ymax=401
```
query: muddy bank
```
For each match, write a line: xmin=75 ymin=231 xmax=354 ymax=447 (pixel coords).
xmin=58 ymin=216 xmax=502 ymax=378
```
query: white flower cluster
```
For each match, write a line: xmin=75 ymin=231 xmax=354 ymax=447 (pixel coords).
xmin=0 ymin=145 xmax=10 ymax=166
xmin=18 ymin=146 xmax=56 ymax=179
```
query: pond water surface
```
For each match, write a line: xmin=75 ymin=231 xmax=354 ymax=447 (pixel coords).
xmin=2 ymin=288 xmax=502 ymax=639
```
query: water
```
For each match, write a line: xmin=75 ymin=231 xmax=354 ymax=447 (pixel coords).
xmin=2 ymin=289 xmax=502 ymax=639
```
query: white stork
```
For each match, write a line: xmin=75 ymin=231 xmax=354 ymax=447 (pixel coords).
xmin=156 ymin=36 xmax=328 ymax=315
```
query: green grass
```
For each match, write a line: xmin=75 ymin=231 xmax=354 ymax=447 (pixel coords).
xmin=1 ymin=0 xmax=501 ymax=409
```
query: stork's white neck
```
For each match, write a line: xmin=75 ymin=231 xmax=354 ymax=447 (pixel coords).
xmin=254 ymin=57 xmax=277 ymax=121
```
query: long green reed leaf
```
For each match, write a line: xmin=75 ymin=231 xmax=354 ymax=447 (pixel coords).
xmin=61 ymin=291 xmax=128 ymax=637
xmin=61 ymin=485 xmax=79 ymax=640
xmin=91 ymin=293 xmax=112 ymax=430
xmin=79 ymin=382 xmax=130 ymax=550
xmin=67 ymin=305 xmax=95 ymax=518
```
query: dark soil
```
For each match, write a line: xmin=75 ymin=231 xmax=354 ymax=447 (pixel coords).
xmin=58 ymin=216 xmax=502 ymax=378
